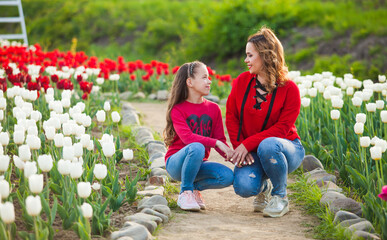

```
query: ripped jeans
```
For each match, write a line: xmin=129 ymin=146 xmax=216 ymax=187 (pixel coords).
xmin=166 ymin=142 xmax=234 ymax=193
xmin=233 ymin=137 xmax=305 ymax=198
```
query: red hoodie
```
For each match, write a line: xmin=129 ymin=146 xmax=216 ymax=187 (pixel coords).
xmin=165 ymin=99 xmax=228 ymax=162
xmin=226 ymin=71 xmax=301 ymax=152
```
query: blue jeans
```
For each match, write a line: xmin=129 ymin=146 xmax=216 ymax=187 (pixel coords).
xmin=166 ymin=142 xmax=234 ymax=193
xmin=233 ymin=137 xmax=305 ymax=198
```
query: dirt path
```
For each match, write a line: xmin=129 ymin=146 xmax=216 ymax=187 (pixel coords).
xmin=131 ymin=102 xmax=315 ymax=240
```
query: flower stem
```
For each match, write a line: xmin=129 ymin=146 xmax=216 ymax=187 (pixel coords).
xmin=34 ymin=217 xmax=39 ymax=240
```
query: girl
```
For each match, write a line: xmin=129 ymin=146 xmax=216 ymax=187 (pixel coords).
xmin=226 ymin=27 xmax=305 ymax=217
xmin=164 ymin=61 xmax=234 ymax=211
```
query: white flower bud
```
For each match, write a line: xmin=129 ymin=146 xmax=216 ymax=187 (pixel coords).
xmin=58 ymin=159 xmax=71 ymax=175
xmin=103 ymin=101 xmax=111 ymax=112
xmin=19 ymin=145 xmax=31 ymax=162
xmin=360 ymin=136 xmax=371 ymax=148
xmin=96 ymin=110 xmax=106 ymax=123
xmin=91 ymin=182 xmax=100 ymax=191
xmin=87 ymin=140 xmax=94 ymax=151
xmin=356 ymin=113 xmax=367 ymax=123
xmin=331 ymin=96 xmax=344 ymax=109
xmin=0 ymin=155 xmax=10 ymax=172
xmin=111 ymin=111 xmax=121 ymax=123
xmin=0 ymin=132 xmax=9 ymax=146
xmin=80 ymin=202 xmax=93 ymax=218
xmin=96 ymin=78 xmax=104 ymax=85
xmin=37 ymin=154 xmax=53 ymax=172
xmin=381 ymin=110 xmax=387 ymax=123
xmin=13 ymin=155 xmax=25 ymax=170
xmin=70 ymin=162 xmax=83 ymax=179
xmin=123 ymin=149 xmax=134 ymax=160
xmin=0 ymin=202 xmax=15 ymax=223
xmin=376 ymin=100 xmax=384 ymax=110
xmin=346 ymin=87 xmax=354 ymax=96
xmin=93 ymin=164 xmax=107 ymax=180
xmin=44 ymin=126 xmax=56 ymax=140
xmin=366 ymin=103 xmax=377 ymax=112
xmin=24 ymin=161 xmax=37 ymax=178
xmin=82 ymin=115 xmax=92 ymax=127
xmin=54 ymin=133 xmax=64 ymax=147
xmin=73 ymin=143 xmax=83 ymax=158
xmin=354 ymin=122 xmax=364 ymax=135
xmin=26 ymin=195 xmax=42 ymax=216
xmin=63 ymin=146 xmax=74 ymax=161
xmin=29 ymin=174 xmax=43 ymax=194
xmin=330 ymin=110 xmax=340 ymax=120
xmin=77 ymin=182 xmax=91 ymax=199
xmin=370 ymin=146 xmax=382 ymax=160
xmin=0 ymin=179 xmax=10 ymax=199
xmin=102 ymin=141 xmax=115 ymax=157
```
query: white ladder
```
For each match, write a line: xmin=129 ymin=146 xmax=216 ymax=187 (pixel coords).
xmin=0 ymin=0 xmax=28 ymax=45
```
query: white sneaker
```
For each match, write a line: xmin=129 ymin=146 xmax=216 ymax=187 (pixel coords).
xmin=262 ymin=195 xmax=289 ymax=218
xmin=177 ymin=191 xmax=200 ymax=211
xmin=253 ymin=180 xmax=273 ymax=212
xmin=193 ymin=190 xmax=206 ymax=210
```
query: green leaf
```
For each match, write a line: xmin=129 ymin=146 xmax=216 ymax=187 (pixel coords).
xmin=57 ymin=204 xmax=68 ymax=220
xmin=50 ymin=183 xmax=62 ymax=195
xmin=50 ymin=197 xmax=58 ymax=225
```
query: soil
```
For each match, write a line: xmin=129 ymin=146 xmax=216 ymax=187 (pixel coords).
xmin=131 ymin=101 xmax=318 ymax=240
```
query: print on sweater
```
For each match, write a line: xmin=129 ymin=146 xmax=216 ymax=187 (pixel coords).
xmin=186 ymin=114 xmax=213 ymax=137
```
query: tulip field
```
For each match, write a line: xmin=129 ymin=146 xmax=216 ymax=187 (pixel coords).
xmin=291 ymin=71 xmax=387 ymax=239
xmin=0 ymin=39 xmax=386 ymax=239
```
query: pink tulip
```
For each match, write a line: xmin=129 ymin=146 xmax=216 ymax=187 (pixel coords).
xmin=378 ymin=185 xmax=387 ymax=201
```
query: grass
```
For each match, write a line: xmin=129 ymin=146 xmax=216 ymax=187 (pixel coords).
xmin=288 ymin=170 xmax=352 ymax=240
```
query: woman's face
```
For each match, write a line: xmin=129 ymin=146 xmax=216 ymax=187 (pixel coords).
xmin=245 ymin=42 xmax=262 ymax=75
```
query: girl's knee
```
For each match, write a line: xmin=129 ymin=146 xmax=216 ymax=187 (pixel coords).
xmin=220 ymin=169 xmax=234 ymax=187
xmin=187 ymin=142 xmax=205 ymax=159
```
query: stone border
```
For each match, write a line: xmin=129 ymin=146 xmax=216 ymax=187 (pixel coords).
xmin=302 ymin=155 xmax=381 ymax=240
xmin=110 ymin=101 xmax=170 ymax=240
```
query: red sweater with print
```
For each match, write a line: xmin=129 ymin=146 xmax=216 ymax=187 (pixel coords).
xmin=165 ymin=99 xmax=228 ymax=162
xmin=226 ymin=71 xmax=301 ymax=152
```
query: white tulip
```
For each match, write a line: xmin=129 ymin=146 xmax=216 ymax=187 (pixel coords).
xmin=45 ymin=94 xmax=54 ymax=103
xmin=62 ymin=123 xmax=73 ymax=136
xmin=19 ymin=145 xmax=31 ymax=162
xmin=346 ymin=87 xmax=354 ymax=96
xmin=82 ymin=115 xmax=92 ymax=127
xmin=27 ymin=126 xmax=38 ymax=136
xmin=80 ymin=202 xmax=93 ymax=218
xmin=26 ymin=195 xmax=42 ymax=216
xmin=360 ymin=136 xmax=371 ymax=148
xmin=61 ymin=98 xmax=71 ymax=108
xmin=57 ymin=159 xmax=71 ymax=176
xmin=30 ymin=111 xmax=42 ymax=122
xmin=93 ymin=164 xmax=107 ymax=180
xmin=379 ymin=75 xmax=386 ymax=83
xmin=103 ymin=101 xmax=111 ymax=112
xmin=0 ymin=180 xmax=10 ymax=199
xmin=376 ymin=100 xmax=384 ymax=110
xmin=73 ymin=143 xmax=83 ymax=158
xmin=80 ymin=134 xmax=90 ymax=148
xmin=123 ymin=149 xmax=134 ymax=160
xmin=371 ymin=136 xmax=380 ymax=146
xmin=331 ymin=96 xmax=344 ymax=109
xmin=330 ymin=110 xmax=340 ymax=120
xmin=355 ymin=113 xmax=367 ymax=124
xmin=29 ymin=174 xmax=43 ymax=194
xmin=77 ymin=182 xmax=91 ymax=199
xmin=111 ymin=111 xmax=121 ymax=123
xmin=0 ymin=132 xmax=9 ymax=146
xmin=99 ymin=134 xmax=114 ymax=145
xmin=24 ymin=161 xmax=37 ymax=178
xmin=351 ymin=97 xmax=363 ymax=107
xmin=375 ymin=139 xmax=387 ymax=153
xmin=91 ymin=182 xmax=101 ymax=191
xmin=0 ymin=98 xmax=6 ymax=110
xmin=63 ymin=137 xmax=72 ymax=147
xmin=102 ymin=141 xmax=115 ymax=157
xmin=70 ymin=162 xmax=83 ymax=179
xmin=96 ymin=110 xmax=106 ymax=123
xmin=87 ymin=140 xmax=94 ymax=151
xmin=370 ymin=146 xmax=382 ymax=160
xmin=46 ymin=88 xmax=54 ymax=96
xmin=0 ymin=202 xmax=15 ymax=223
xmin=54 ymin=133 xmax=64 ymax=147
xmin=308 ymin=88 xmax=317 ymax=97
xmin=354 ymin=122 xmax=364 ymax=135
xmin=44 ymin=126 xmax=56 ymax=140
xmin=0 ymin=110 xmax=3 ymax=121
xmin=13 ymin=131 xmax=25 ymax=144
xmin=37 ymin=154 xmax=53 ymax=172
xmin=13 ymin=155 xmax=25 ymax=169
xmin=63 ymin=146 xmax=74 ymax=161
xmin=96 ymin=77 xmax=104 ymax=85
xmin=381 ymin=110 xmax=387 ymax=123
xmin=366 ymin=103 xmax=377 ymax=112
xmin=0 ymin=155 xmax=10 ymax=172
xmin=26 ymin=135 xmax=41 ymax=150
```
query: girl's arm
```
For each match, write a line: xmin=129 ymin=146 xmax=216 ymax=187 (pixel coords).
xmin=171 ymin=107 xmax=217 ymax=147
xmin=212 ymin=105 xmax=233 ymax=159
xmin=242 ymin=82 xmax=301 ymax=152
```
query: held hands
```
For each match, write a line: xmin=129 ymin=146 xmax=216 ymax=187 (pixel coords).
xmin=215 ymin=140 xmax=234 ymax=162
xmin=230 ymin=144 xmax=254 ymax=168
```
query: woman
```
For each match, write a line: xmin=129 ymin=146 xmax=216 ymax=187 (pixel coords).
xmin=164 ymin=61 xmax=234 ymax=211
xmin=226 ymin=27 xmax=305 ymax=217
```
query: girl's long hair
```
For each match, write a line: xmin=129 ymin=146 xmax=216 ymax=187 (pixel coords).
xmin=248 ymin=26 xmax=288 ymax=93
xmin=163 ymin=61 xmax=204 ymax=147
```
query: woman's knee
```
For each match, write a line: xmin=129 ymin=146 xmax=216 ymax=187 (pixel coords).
xmin=258 ymin=137 xmax=281 ymax=160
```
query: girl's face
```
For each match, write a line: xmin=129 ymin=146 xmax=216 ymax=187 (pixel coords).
xmin=188 ymin=64 xmax=211 ymax=96
xmin=245 ymin=42 xmax=262 ymax=75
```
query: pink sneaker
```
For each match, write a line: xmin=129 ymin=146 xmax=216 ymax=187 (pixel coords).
xmin=193 ymin=190 xmax=206 ymax=210
xmin=177 ymin=191 xmax=200 ymax=211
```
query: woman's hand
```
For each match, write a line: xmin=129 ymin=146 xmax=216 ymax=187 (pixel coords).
xmin=215 ymin=140 xmax=234 ymax=161
xmin=231 ymin=143 xmax=249 ymax=167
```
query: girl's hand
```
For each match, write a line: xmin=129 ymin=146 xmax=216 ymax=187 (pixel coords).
xmin=215 ymin=140 xmax=234 ymax=161
xmin=231 ymin=143 xmax=248 ymax=168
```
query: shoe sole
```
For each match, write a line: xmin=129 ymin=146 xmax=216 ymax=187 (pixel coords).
xmin=263 ymin=206 xmax=289 ymax=218
xmin=253 ymin=206 xmax=265 ymax=212
xmin=199 ymin=205 xmax=206 ymax=210
xmin=178 ymin=203 xmax=201 ymax=211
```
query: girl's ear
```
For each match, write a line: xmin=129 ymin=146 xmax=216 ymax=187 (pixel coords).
xmin=186 ymin=78 xmax=192 ymax=87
